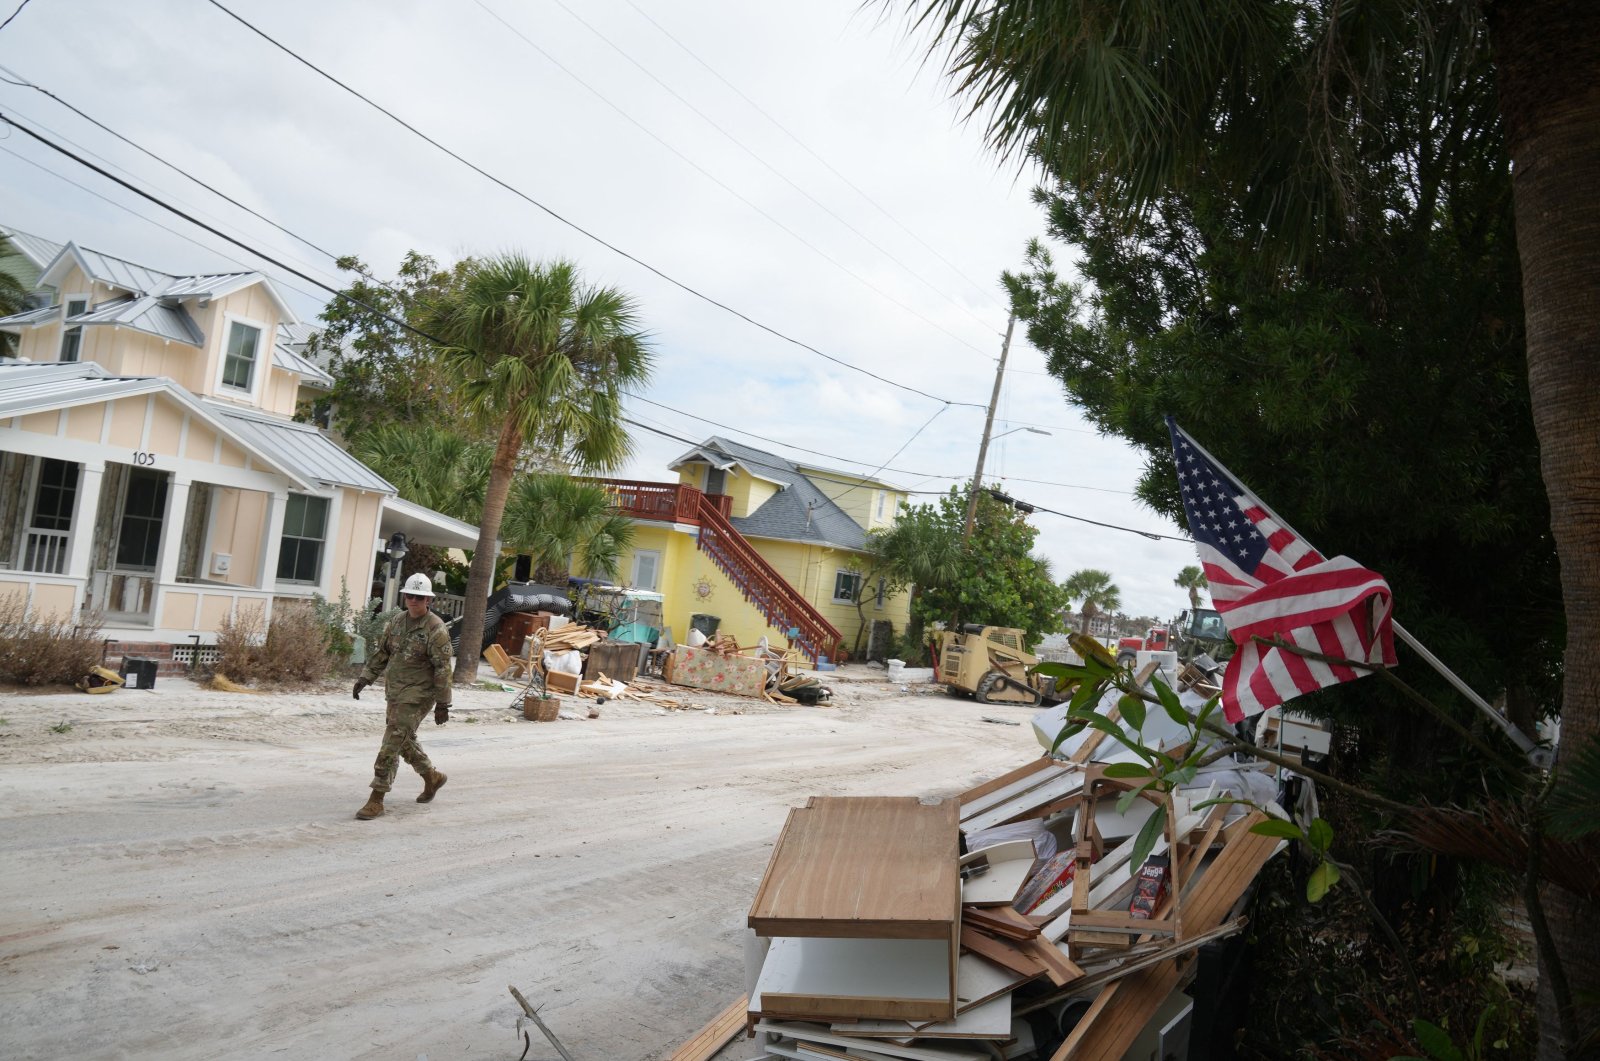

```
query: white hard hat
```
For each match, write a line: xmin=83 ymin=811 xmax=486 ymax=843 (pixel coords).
xmin=402 ymin=572 xmax=435 ymax=597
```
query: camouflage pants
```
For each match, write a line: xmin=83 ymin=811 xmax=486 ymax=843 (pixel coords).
xmin=369 ymin=700 xmax=435 ymax=794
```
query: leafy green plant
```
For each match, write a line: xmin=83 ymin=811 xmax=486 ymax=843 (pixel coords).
xmin=1393 ymin=1006 xmax=1508 ymax=1061
xmin=50 ymin=721 xmax=72 ymax=734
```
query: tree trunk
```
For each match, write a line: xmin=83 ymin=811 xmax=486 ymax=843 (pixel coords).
xmin=1490 ymin=3 xmax=1600 ymax=1055
xmin=450 ymin=418 xmax=523 ymax=684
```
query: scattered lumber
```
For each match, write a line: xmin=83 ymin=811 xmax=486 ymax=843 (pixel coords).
xmin=667 ymin=994 xmax=748 ymax=1061
xmin=737 ymin=728 xmax=1296 ymax=1061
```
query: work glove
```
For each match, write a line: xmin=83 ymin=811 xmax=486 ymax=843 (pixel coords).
xmin=434 ymin=703 xmax=450 ymax=726
xmin=352 ymin=678 xmax=369 ymax=700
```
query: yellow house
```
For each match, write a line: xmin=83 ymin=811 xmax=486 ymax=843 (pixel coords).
xmin=597 ymin=437 xmax=912 ymax=664
xmin=0 ymin=228 xmax=476 ymax=669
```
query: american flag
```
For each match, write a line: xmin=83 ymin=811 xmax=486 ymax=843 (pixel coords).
xmin=1167 ymin=418 xmax=1396 ymax=722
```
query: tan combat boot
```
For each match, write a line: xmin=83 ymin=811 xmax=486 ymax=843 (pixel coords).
xmin=417 ymin=770 xmax=448 ymax=803
xmin=355 ymin=792 xmax=384 ymax=820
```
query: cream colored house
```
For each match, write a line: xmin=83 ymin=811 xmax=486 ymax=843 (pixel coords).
xmin=0 ymin=232 xmax=475 ymax=664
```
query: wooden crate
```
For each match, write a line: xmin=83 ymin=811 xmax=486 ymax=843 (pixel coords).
xmin=584 ymin=640 xmax=643 ymax=681
xmin=543 ymin=669 xmax=581 ymax=695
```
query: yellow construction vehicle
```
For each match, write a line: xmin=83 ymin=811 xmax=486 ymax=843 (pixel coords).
xmin=936 ymin=624 xmax=1055 ymax=706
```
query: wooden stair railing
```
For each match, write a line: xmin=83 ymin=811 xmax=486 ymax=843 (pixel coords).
xmin=693 ymin=498 xmax=843 ymax=665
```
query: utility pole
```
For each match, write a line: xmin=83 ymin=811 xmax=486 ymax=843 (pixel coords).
xmin=963 ymin=313 xmax=1016 ymax=541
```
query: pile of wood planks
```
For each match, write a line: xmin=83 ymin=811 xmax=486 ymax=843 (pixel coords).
xmin=670 ymin=747 xmax=1291 ymax=1060
xmin=542 ymin=623 xmax=603 ymax=653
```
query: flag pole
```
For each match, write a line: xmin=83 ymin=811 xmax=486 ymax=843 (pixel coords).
xmin=1174 ymin=423 xmax=1550 ymax=768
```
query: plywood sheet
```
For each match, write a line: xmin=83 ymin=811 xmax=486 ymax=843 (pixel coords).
xmin=749 ymin=797 xmax=959 ymax=939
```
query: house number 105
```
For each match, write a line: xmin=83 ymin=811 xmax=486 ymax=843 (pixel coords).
xmin=132 ymin=451 xmax=157 ymax=466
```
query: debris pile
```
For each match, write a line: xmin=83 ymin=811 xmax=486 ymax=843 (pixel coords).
xmin=670 ymin=679 xmax=1296 ymax=1061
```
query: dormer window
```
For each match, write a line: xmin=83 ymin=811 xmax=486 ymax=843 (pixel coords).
xmin=59 ymin=298 xmax=87 ymax=361
xmin=222 ymin=320 xmax=260 ymax=390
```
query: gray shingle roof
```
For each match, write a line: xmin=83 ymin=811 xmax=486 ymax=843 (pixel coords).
xmin=679 ymin=436 xmax=870 ymax=550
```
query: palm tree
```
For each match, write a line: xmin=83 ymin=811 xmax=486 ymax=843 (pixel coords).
xmin=900 ymin=6 xmax=1600 ymax=1049
xmin=1173 ymin=566 xmax=1207 ymax=612
xmin=1062 ymin=569 xmax=1120 ymax=635
xmin=502 ymin=473 xmax=635 ymax=585
xmin=0 ymin=236 xmax=30 ymax=356
xmin=348 ymin=423 xmax=490 ymax=524
xmin=422 ymin=255 xmax=652 ymax=683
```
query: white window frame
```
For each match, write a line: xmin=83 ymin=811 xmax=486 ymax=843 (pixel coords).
xmin=275 ymin=491 xmax=332 ymax=587
xmin=59 ymin=294 xmax=89 ymax=362
xmin=832 ymin=569 xmax=862 ymax=605
xmin=215 ymin=312 xmax=269 ymax=401
xmin=875 ymin=491 xmax=886 ymax=522
xmin=630 ymin=549 xmax=662 ymax=592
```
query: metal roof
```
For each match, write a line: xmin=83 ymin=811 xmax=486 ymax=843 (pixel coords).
xmin=0 ymin=304 xmax=61 ymax=330
xmin=71 ymin=295 xmax=205 ymax=346
xmin=0 ymin=226 xmax=66 ymax=270
xmin=272 ymin=339 xmax=334 ymax=387
xmin=157 ymin=272 xmax=259 ymax=299
xmin=206 ymin=403 xmax=394 ymax=494
xmin=0 ymin=362 xmax=316 ymax=490
xmin=45 ymin=245 xmax=178 ymax=295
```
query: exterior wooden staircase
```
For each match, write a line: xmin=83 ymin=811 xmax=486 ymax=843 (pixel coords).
xmin=602 ymin=480 xmax=844 ymax=664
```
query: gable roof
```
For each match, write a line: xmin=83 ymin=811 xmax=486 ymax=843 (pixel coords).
xmin=0 ymin=361 xmax=393 ymax=494
xmin=673 ymin=436 xmax=874 ymax=550
xmin=34 ymin=242 xmax=299 ymax=324
xmin=0 ymin=225 xmax=66 ymax=270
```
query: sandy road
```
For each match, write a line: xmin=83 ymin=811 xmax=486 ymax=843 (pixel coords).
xmin=0 ymin=670 xmax=1041 ymax=1060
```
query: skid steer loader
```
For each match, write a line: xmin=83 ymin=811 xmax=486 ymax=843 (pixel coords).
xmin=936 ymin=624 xmax=1055 ymax=706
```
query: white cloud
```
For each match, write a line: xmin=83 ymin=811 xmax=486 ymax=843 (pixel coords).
xmin=0 ymin=0 xmax=1197 ymax=616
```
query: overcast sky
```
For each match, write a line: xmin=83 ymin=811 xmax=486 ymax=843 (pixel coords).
xmin=0 ymin=0 xmax=1206 ymax=619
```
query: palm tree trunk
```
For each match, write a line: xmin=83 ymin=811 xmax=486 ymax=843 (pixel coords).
xmin=1491 ymin=3 xmax=1600 ymax=1055
xmin=450 ymin=418 xmax=523 ymax=684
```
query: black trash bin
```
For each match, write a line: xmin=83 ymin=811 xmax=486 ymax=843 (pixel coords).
xmin=119 ymin=657 xmax=159 ymax=690
xmin=689 ymin=613 xmax=721 ymax=638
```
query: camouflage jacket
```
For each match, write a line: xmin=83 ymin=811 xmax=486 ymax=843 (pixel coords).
xmin=360 ymin=610 xmax=452 ymax=706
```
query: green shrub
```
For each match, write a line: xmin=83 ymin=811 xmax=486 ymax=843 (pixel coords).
xmin=0 ymin=592 xmax=104 ymax=686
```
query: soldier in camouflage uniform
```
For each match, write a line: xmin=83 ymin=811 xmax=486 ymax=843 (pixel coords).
xmin=352 ymin=573 xmax=454 ymax=820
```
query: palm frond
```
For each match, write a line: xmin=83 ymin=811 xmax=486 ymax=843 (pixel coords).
xmin=1383 ymin=803 xmax=1600 ymax=902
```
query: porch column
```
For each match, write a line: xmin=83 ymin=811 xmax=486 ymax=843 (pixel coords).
xmin=65 ymin=459 xmax=106 ymax=581
xmin=155 ymin=476 xmax=192 ymax=586
xmin=258 ymin=489 xmax=288 ymax=589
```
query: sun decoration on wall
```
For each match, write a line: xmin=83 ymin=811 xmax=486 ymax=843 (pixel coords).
xmin=694 ymin=577 xmax=714 ymax=600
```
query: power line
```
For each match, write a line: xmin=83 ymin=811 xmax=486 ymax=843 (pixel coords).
xmin=0 ymin=0 xmax=34 ymax=36
xmin=521 ymin=0 xmax=1002 ymax=339
xmin=624 ymin=390 xmax=963 ymax=481
xmin=618 ymin=0 xmax=1006 ymax=311
xmin=823 ymin=404 xmax=950 ymax=505
xmin=0 ymin=138 xmax=334 ymax=310
xmin=200 ymin=0 xmax=985 ymax=410
xmin=0 ymin=64 xmax=356 ymax=279
xmin=0 ymin=110 xmax=460 ymax=356
xmin=469 ymin=0 xmax=990 ymax=360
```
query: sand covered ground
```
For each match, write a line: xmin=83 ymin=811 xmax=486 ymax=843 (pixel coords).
xmin=0 ymin=664 xmax=1042 ymax=1060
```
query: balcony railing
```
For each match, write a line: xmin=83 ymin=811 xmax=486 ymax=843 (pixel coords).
xmin=600 ymin=480 xmax=732 ymax=525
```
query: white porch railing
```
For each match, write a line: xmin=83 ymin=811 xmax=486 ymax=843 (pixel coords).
xmin=21 ymin=529 xmax=69 ymax=574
